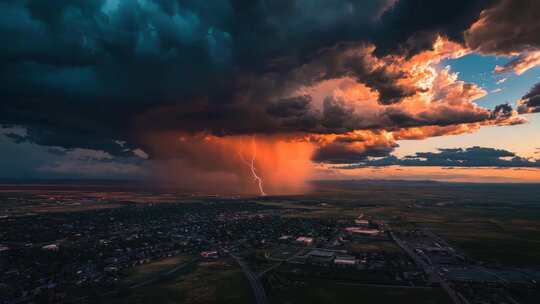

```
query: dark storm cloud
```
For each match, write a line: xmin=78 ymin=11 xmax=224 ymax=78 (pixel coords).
xmin=383 ymin=106 xmax=490 ymax=128
xmin=465 ymin=0 xmax=540 ymax=54
xmin=465 ymin=0 xmax=540 ymax=74
xmin=375 ymin=0 xmax=497 ymax=56
xmin=340 ymin=48 xmax=418 ymax=104
xmin=338 ymin=146 xmax=540 ymax=169
xmin=321 ymin=97 xmax=357 ymax=131
xmin=312 ymin=96 xmax=510 ymax=135
xmin=4 ymin=133 xmax=26 ymax=144
xmin=313 ymin=141 xmax=397 ymax=164
xmin=354 ymin=65 xmax=417 ymax=105
xmin=0 ymin=128 xmax=146 ymax=179
xmin=518 ymin=82 xmax=540 ymax=114
xmin=266 ymin=95 xmax=311 ymax=118
xmin=0 ymin=0 xmax=395 ymax=152
xmin=283 ymin=42 xmax=425 ymax=105
xmin=0 ymin=0 xmax=505 ymax=159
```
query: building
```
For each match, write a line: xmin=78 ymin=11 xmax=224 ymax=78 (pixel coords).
xmin=355 ymin=219 xmax=370 ymax=225
xmin=296 ymin=236 xmax=314 ymax=246
xmin=345 ymin=227 xmax=381 ymax=236
xmin=307 ymin=249 xmax=335 ymax=264
xmin=41 ymin=244 xmax=59 ymax=251
xmin=334 ymin=255 xmax=356 ymax=267
xmin=200 ymin=250 xmax=218 ymax=258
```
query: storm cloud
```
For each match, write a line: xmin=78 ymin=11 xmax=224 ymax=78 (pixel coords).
xmin=465 ymin=0 xmax=540 ymax=74
xmin=0 ymin=0 xmax=538 ymax=182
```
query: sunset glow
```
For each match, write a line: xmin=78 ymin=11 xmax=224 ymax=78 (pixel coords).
xmin=1 ymin=0 xmax=539 ymax=193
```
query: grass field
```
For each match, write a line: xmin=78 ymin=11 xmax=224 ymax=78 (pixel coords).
xmin=102 ymin=259 xmax=253 ymax=304
xmin=8 ymin=181 xmax=540 ymax=303
xmin=268 ymin=279 xmax=452 ymax=304
xmin=301 ymin=181 xmax=540 ymax=267
xmin=120 ymin=255 xmax=192 ymax=286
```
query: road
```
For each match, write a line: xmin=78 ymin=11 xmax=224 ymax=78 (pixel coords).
xmin=258 ymin=247 xmax=305 ymax=278
xmin=390 ymin=231 xmax=469 ymax=304
xmin=231 ymin=254 xmax=269 ymax=304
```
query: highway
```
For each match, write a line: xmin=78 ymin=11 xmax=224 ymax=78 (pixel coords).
xmin=390 ymin=231 xmax=469 ymax=304
xmin=231 ymin=254 xmax=269 ymax=304
xmin=258 ymin=247 xmax=305 ymax=278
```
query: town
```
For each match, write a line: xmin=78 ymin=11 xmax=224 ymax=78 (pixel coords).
xmin=1 ymin=193 xmax=539 ymax=304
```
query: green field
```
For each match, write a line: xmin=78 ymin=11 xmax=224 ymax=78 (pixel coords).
xmin=10 ymin=181 xmax=540 ymax=303
xmin=301 ymin=181 xmax=540 ymax=267
xmin=121 ymin=255 xmax=193 ymax=286
xmin=267 ymin=279 xmax=452 ymax=304
xmin=101 ymin=259 xmax=252 ymax=304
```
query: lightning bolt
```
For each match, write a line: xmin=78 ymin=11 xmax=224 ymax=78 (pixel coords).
xmin=239 ymin=136 xmax=267 ymax=196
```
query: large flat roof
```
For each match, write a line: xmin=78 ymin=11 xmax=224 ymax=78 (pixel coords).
xmin=308 ymin=249 xmax=335 ymax=257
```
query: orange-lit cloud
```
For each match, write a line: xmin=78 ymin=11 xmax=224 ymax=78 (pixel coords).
xmin=465 ymin=0 xmax=540 ymax=75
xmin=494 ymin=51 xmax=540 ymax=75
xmin=279 ymin=37 xmax=525 ymax=165
xmin=135 ymin=36 xmax=532 ymax=193
xmin=4 ymin=0 xmax=540 ymax=190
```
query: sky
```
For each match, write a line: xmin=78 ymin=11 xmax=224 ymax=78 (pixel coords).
xmin=1 ymin=0 xmax=540 ymax=194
